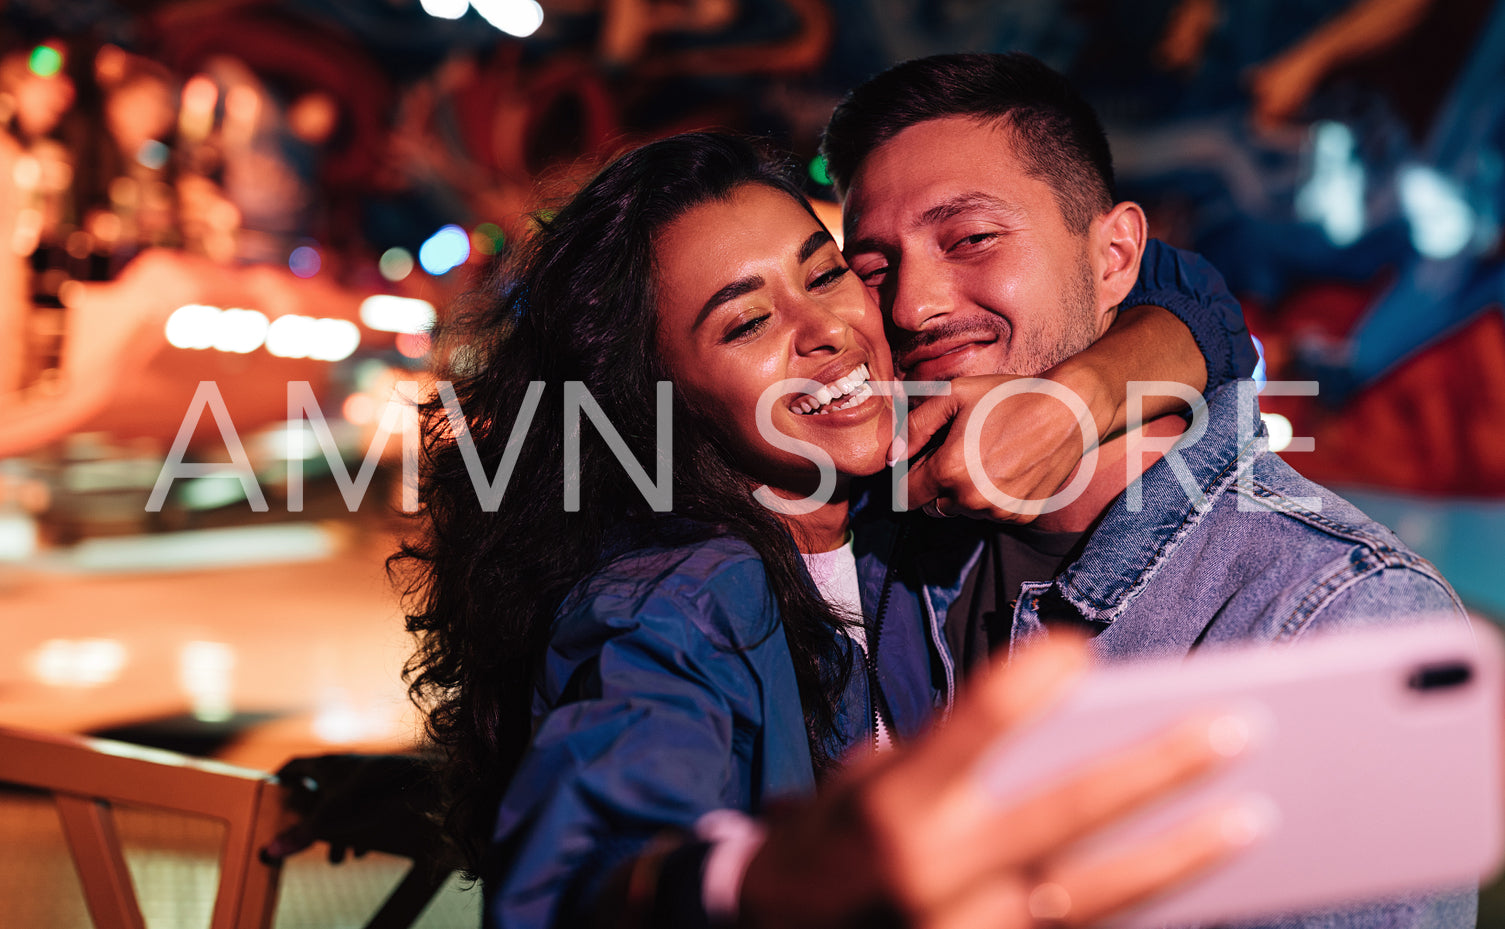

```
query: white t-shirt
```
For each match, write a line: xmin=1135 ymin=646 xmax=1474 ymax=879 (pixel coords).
xmin=801 ymin=536 xmax=892 ymax=751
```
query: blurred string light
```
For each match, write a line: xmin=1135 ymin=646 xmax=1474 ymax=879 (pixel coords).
xmin=165 ymin=304 xmax=360 ymax=361
xmin=418 ymin=224 xmax=470 ymax=275
xmin=378 ymin=246 xmax=414 ymax=282
xmin=165 ymin=304 xmax=268 ymax=354
xmin=1295 ymin=121 xmax=1365 ymax=247
xmin=28 ymin=45 xmax=63 ymax=77
xmin=214 ymin=308 xmax=271 ymax=354
xmin=360 ymin=294 xmax=435 ymax=334
xmin=266 ymin=315 xmax=361 ymax=362
xmin=29 ymin=639 xmax=127 ymax=688
xmin=1398 ymin=165 xmax=1476 ymax=260
xmin=289 ymin=244 xmax=322 ymax=278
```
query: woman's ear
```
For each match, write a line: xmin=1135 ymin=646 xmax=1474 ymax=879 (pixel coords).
xmin=1092 ymin=201 xmax=1148 ymax=312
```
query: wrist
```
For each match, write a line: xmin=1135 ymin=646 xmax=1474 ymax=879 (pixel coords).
xmin=1046 ymin=353 xmax=1120 ymax=441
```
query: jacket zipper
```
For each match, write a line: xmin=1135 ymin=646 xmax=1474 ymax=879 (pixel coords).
xmin=866 ymin=523 xmax=903 ymax=752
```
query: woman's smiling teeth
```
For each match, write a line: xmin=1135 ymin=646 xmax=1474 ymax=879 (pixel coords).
xmin=792 ymin=363 xmax=873 ymax=415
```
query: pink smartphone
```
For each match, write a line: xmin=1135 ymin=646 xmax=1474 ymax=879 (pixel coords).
xmin=976 ymin=618 xmax=1504 ymax=928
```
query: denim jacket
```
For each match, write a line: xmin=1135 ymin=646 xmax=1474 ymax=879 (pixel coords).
xmin=1005 ymin=380 xmax=1475 ymax=929
xmin=484 ymin=523 xmax=971 ymax=929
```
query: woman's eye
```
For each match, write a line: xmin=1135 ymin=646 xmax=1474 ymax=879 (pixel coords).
xmin=722 ymin=314 xmax=769 ymax=343
xmin=809 ymin=265 xmax=850 ymax=290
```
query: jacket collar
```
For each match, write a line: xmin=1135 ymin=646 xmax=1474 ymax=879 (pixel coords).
xmin=1050 ymin=381 xmax=1267 ymax=624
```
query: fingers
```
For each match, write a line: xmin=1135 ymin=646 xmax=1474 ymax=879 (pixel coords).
xmin=880 ymin=639 xmax=1249 ymax=911
xmin=1035 ymin=798 xmax=1266 ymax=926
xmin=895 ymin=390 xmax=961 ymax=466
xmin=987 ymin=711 xmax=1246 ymax=867
xmin=916 ymin=798 xmax=1260 ymax=929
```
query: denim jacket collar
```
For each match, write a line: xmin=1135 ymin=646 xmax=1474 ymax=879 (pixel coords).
xmin=1044 ymin=381 xmax=1267 ymax=625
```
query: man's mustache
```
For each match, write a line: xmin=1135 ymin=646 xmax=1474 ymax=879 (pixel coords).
xmin=891 ymin=317 xmax=1011 ymax=368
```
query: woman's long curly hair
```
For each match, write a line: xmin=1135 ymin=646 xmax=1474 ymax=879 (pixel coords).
xmin=396 ymin=132 xmax=857 ymax=874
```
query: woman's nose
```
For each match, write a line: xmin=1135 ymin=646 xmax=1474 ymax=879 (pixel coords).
xmin=791 ymin=301 xmax=850 ymax=356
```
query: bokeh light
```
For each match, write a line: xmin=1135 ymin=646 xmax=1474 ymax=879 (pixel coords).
xmin=212 ymin=308 xmax=270 ymax=354
xmin=396 ymin=331 xmax=431 ymax=359
xmin=165 ymin=304 xmax=221 ymax=350
xmin=360 ymin=294 xmax=435 ymax=334
xmin=419 ymin=0 xmax=469 ymax=19
xmin=472 ymin=222 xmax=505 ymax=256
xmin=418 ymin=224 xmax=471 ymax=275
xmin=266 ymin=315 xmax=361 ymax=361
xmin=470 ymin=0 xmax=544 ymax=37
xmin=289 ymin=245 xmax=322 ymax=278
xmin=1262 ymin=413 xmax=1295 ymax=453
xmin=28 ymin=45 xmax=63 ymax=78
xmin=136 ymin=140 xmax=169 ymax=170
xmin=378 ymin=246 xmax=414 ymax=282
xmin=343 ymin=393 xmax=377 ymax=425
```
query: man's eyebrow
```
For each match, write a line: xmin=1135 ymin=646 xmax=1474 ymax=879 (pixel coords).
xmin=917 ymin=192 xmax=1022 ymax=227
xmin=798 ymin=229 xmax=833 ymax=264
xmin=843 ymin=193 xmax=1022 ymax=257
xmin=693 ymin=275 xmax=765 ymax=329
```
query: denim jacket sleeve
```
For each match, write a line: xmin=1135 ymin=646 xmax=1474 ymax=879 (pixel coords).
xmin=484 ymin=545 xmax=797 ymax=929
xmin=1123 ymin=239 xmax=1259 ymax=393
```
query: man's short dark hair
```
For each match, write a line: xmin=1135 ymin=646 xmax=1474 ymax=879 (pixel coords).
xmin=821 ymin=52 xmax=1115 ymax=234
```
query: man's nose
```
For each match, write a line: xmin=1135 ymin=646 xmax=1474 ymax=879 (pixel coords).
xmin=889 ymin=259 xmax=953 ymax=334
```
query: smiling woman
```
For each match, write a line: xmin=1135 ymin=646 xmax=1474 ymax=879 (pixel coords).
xmin=654 ymin=182 xmax=895 ymax=547
xmin=395 ymin=132 xmax=1251 ymax=929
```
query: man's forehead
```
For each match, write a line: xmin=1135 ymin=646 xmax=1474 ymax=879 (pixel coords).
xmin=842 ymin=117 xmax=1031 ymax=238
xmin=844 ymin=187 xmax=1028 ymax=248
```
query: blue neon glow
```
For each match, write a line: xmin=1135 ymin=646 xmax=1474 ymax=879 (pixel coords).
xmin=1399 ymin=165 xmax=1476 ymax=260
xmin=418 ymin=224 xmax=471 ymax=275
xmin=1295 ymin=121 xmax=1365 ymax=247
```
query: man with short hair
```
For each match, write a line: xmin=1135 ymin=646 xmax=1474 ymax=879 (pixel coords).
xmin=821 ymin=51 xmax=1472 ymax=927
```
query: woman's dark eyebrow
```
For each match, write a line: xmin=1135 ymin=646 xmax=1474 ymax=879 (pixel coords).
xmin=798 ymin=229 xmax=833 ymax=264
xmin=692 ymin=230 xmax=834 ymax=330
xmin=694 ymin=275 xmax=765 ymax=329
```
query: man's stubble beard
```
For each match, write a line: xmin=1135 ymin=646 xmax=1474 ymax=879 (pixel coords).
xmin=1003 ymin=251 xmax=1101 ymax=377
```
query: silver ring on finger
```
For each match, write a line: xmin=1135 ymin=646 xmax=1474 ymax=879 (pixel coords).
xmin=922 ymin=499 xmax=954 ymax=519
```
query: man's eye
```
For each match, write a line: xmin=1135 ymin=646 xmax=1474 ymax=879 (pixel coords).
xmin=856 ymin=265 xmax=887 ymax=286
xmin=950 ymin=232 xmax=997 ymax=251
xmin=810 ymin=266 xmax=850 ymax=290
xmin=722 ymin=315 xmax=769 ymax=342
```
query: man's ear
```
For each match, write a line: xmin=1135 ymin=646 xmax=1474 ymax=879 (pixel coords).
xmin=1091 ymin=201 xmax=1147 ymax=312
